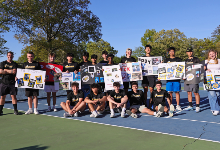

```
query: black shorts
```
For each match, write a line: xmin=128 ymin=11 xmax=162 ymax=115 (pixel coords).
xmin=0 ymin=83 xmax=17 ymax=96
xmin=25 ymin=88 xmax=39 ymax=97
xmin=142 ymin=76 xmax=156 ymax=88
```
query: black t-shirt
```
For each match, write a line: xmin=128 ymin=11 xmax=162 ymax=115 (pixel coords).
xmin=127 ymin=90 xmax=145 ymax=106
xmin=45 ymin=62 xmax=58 ymax=85
xmin=62 ymin=61 xmax=78 ymax=72
xmin=185 ymin=57 xmax=200 ymax=64
xmin=86 ymin=92 xmax=105 ymax=101
xmin=67 ymin=90 xmax=84 ymax=106
xmin=164 ymin=57 xmax=182 ymax=63
xmin=99 ymin=60 xmax=108 ymax=64
xmin=121 ymin=57 xmax=136 ymax=63
xmin=105 ymin=63 xmax=118 ymax=66
xmin=110 ymin=89 xmax=126 ymax=102
xmin=22 ymin=61 xmax=41 ymax=70
xmin=150 ymin=89 xmax=169 ymax=106
xmin=0 ymin=60 xmax=18 ymax=85
xmin=77 ymin=61 xmax=92 ymax=70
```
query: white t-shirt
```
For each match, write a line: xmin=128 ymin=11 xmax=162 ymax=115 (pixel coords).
xmin=205 ymin=59 xmax=220 ymax=70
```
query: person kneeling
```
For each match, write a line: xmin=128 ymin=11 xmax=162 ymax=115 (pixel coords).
xmin=107 ymin=82 xmax=128 ymax=118
xmin=60 ymin=82 xmax=86 ymax=117
xmin=84 ymin=83 xmax=106 ymax=118
xmin=139 ymin=81 xmax=175 ymax=118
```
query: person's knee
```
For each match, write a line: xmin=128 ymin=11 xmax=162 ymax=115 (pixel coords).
xmin=60 ymin=102 xmax=65 ymax=106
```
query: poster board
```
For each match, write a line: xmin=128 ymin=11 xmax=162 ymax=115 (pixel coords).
xmin=138 ymin=56 xmax=162 ymax=76
xmin=80 ymin=64 xmax=104 ymax=84
xmin=15 ymin=69 xmax=46 ymax=89
xmin=119 ymin=62 xmax=143 ymax=82
xmin=203 ymin=70 xmax=220 ymax=90
xmin=158 ymin=62 xmax=185 ymax=80
xmin=185 ymin=64 xmax=204 ymax=84
xmin=102 ymin=65 xmax=124 ymax=90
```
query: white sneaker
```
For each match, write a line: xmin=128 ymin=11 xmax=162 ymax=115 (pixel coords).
xmin=184 ymin=106 xmax=193 ymax=111
xmin=121 ymin=111 xmax=125 ymax=118
xmin=74 ymin=112 xmax=78 ymax=117
xmin=53 ymin=108 xmax=58 ymax=112
xmin=25 ymin=109 xmax=33 ymax=115
xmin=90 ymin=111 xmax=99 ymax=118
xmin=47 ymin=107 xmax=51 ymax=112
xmin=213 ymin=111 xmax=219 ymax=116
xmin=34 ymin=109 xmax=39 ymax=115
xmin=169 ymin=104 xmax=175 ymax=117
xmin=131 ymin=113 xmax=138 ymax=118
xmin=195 ymin=107 xmax=200 ymax=113
xmin=176 ymin=105 xmax=182 ymax=111
xmin=156 ymin=104 xmax=164 ymax=118
xmin=110 ymin=112 xmax=115 ymax=118
xmin=63 ymin=112 xmax=71 ymax=117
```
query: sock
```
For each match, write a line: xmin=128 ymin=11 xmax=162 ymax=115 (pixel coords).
xmin=110 ymin=109 xmax=114 ymax=113
xmin=0 ymin=105 xmax=4 ymax=112
xmin=154 ymin=112 xmax=156 ymax=115
xmin=13 ymin=104 xmax=17 ymax=110
xmin=29 ymin=108 xmax=33 ymax=110
xmin=48 ymin=106 xmax=51 ymax=108
xmin=34 ymin=108 xmax=37 ymax=111
xmin=189 ymin=102 xmax=193 ymax=107
xmin=122 ymin=107 xmax=126 ymax=112
xmin=196 ymin=104 xmax=200 ymax=107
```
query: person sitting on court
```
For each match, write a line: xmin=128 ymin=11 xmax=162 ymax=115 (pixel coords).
xmin=84 ymin=83 xmax=106 ymax=118
xmin=60 ymin=82 xmax=86 ymax=117
xmin=126 ymin=82 xmax=146 ymax=118
xmin=107 ymin=82 xmax=128 ymax=118
xmin=138 ymin=81 xmax=175 ymax=118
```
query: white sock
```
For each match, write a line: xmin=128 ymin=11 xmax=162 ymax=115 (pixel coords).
xmin=110 ymin=109 xmax=114 ymax=113
xmin=29 ymin=108 xmax=33 ymax=110
xmin=122 ymin=107 xmax=126 ymax=112
xmin=34 ymin=108 xmax=37 ymax=111
xmin=154 ymin=112 xmax=156 ymax=115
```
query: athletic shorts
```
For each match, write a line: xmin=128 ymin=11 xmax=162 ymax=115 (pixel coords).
xmin=44 ymin=85 xmax=58 ymax=93
xmin=166 ymin=80 xmax=181 ymax=92
xmin=184 ymin=84 xmax=199 ymax=93
xmin=142 ymin=76 xmax=156 ymax=88
xmin=0 ymin=83 xmax=17 ymax=96
xmin=131 ymin=105 xmax=147 ymax=112
xmin=153 ymin=103 xmax=166 ymax=111
xmin=25 ymin=88 xmax=39 ymax=97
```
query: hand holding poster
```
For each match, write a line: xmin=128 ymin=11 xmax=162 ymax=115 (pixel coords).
xmin=102 ymin=65 xmax=123 ymax=90
xmin=158 ymin=62 xmax=185 ymax=80
xmin=16 ymin=69 xmax=46 ymax=89
xmin=138 ymin=56 xmax=162 ymax=76
xmin=203 ymin=70 xmax=220 ymax=90
xmin=119 ymin=62 xmax=142 ymax=82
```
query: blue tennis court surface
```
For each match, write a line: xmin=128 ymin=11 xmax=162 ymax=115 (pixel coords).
xmin=3 ymin=90 xmax=220 ymax=143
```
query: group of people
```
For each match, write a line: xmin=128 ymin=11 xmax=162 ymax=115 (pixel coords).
xmin=0 ymin=45 xmax=219 ymax=119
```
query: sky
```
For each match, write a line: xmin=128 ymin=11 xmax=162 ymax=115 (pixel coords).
xmin=1 ymin=0 xmax=220 ymax=62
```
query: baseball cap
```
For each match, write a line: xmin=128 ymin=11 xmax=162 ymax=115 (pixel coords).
xmin=186 ymin=47 xmax=193 ymax=52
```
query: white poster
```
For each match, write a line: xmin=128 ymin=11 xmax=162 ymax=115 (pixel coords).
xmin=102 ymin=65 xmax=124 ymax=90
xmin=203 ymin=70 xmax=220 ymax=90
xmin=158 ymin=62 xmax=185 ymax=80
xmin=119 ymin=62 xmax=142 ymax=82
xmin=138 ymin=56 xmax=162 ymax=76
xmin=15 ymin=68 xmax=46 ymax=89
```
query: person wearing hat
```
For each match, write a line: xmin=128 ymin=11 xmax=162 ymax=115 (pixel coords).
xmin=91 ymin=54 xmax=98 ymax=65
xmin=120 ymin=48 xmax=136 ymax=94
xmin=184 ymin=47 xmax=201 ymax=112
xmin=99 ymin=50 xmax=108 ymax=64
xmin=78 ymin=52 xmax=92 ymax=69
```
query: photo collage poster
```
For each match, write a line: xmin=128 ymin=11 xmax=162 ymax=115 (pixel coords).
xmin=138 ymin=56 xmax=162 ymax=76
xmin=185 ymin=63 xmax=204 ymax=84
xmin=158 ymin=62 xmax=185 ymax=80
xmin=203 ymin=70 xmax=220 ymax=90
xmin=54 ymin=72 xmax=81 ymax=90
xmin=80 ymin=64 xmax=104 ymax=84
xmin=102 ymin=65 xmax=124 ymax=90
xmin=119 ymin=62 xmax=142 ymax=82
xmin=16 ymin=69 xmax=46 ymax=89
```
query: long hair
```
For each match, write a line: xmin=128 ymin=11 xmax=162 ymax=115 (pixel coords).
xmin=207 ymin=49 xmax=218 ymax=64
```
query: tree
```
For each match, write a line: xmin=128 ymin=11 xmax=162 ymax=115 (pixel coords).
xmin=86 ymin=39 xmax=118 ymax=62
xmin=140 ymin=29 xmax=156 ymax=47
xmin=132 ymin=46 xmax=145 ymax=59
xmin=0 ymin=34 xmax=8 ymax=56
xmin=212 ymin=25 xmax=220 ymax=43
xmin=2 ymin=0 xmax=102 ymax=58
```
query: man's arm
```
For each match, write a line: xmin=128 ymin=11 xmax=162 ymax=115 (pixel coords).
xmin=107 ymin=95 xmax=119 ymax=105
xmin=73 ymin=98 xmax=83 ymax=110
xmin=84 ymin=97 xmax=97 ymax=104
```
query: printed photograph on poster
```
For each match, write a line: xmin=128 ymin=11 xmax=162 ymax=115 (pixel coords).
xmin=23 ymin=73 xmax=30 ymax=81
xmin=95 ymin=77 xmax=99 ymax=83
xmin=132 ymin=62 xmax=140 ymax=72
xmin=82 ymin=75 xmax=89 ymax=82
xmin=88 ymin=66 xmax=95 ymax=73
xmin=73 ymin=72 xmax=80 ymax=81
xmin=158 ymin=67 xmax=166 ymax=74
xmin=132 ymin=73 xmax=142 ymax=80
xmin=59 ymin=82 xmax=69 ymax=90
xmin=35 ymin=75 xmax=42 ymax=84
xmin=17 ymin=78 xmax=24 ymax=87
xmin=62 ymin=73 xmax=73 ymax=82
xmin=54 ymin=73 xmax=62 ymax=82
xmin=152 ymin=57 xmax=162 ymax=65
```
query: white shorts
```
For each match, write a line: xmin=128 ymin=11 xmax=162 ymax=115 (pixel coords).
xmin=130 ymin=105 xmax=147 ymax=112
xmin=44 ymin=85 xmax=58 ymax=93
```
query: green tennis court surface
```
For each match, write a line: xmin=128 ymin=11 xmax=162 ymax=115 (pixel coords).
xmin=0 ymin=108 xmax=220 ymax=150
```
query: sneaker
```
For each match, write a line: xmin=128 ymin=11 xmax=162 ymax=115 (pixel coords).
xmin=184 ymin=106 xmax=193 ymax=111
xmin=74 ymin=112 xmax=78 ymax=117
xmin=213 ymin=111 xmax=219 ymax=116
xmin=25 ymin=109 xmax=33 ymax=115
xmin=114 ymin=107 xmax=121 ymax=113
xmin=130 ymin=113 xmax=138 ymax=118
xmin=0 ymin=111 xmax=3 ymax=115
xmin=97 ymin=109 xmax=105 ymax=114
xmin=121 ymin=111 xmax=125 ymax=118
xmin=195 ymin=107 xmax=200 ymax=113
xmin=14 ymin=110 xmax=19 ymax=115
xmin=105 ymin=106 xmax=110 ymax=111
xmin=47 ymin=107 xmax=51 ymax=112
xmin=63 ymin=112 xmax=71 ymax=117
xmin=169 ymin=104 xmax=175 ymax=117
xmin=34 ymin=109 xmax=39 ymax=115
xmin=110 ymin=112 xmax=115 ymax=118
xmin=90 ymin=111 xmax=99 ymax=118
xmin=176 ymin=105 xmax=182 ymax=111
xmin=53 ymin=108 xmax=58 ymax=112
xmin=156 ymin=104 xmax=164 ymax=118
xmin=126 ymin=110 xmax=132 ymax=116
